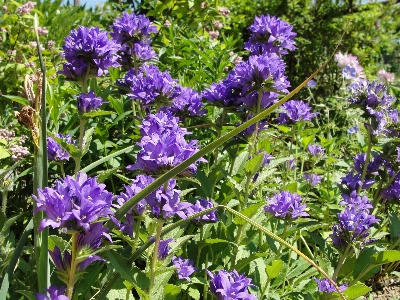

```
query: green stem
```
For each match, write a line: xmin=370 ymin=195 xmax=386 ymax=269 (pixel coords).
xmin=1 ymin=191 xmax=7 ymax=216
xmin=357 ymin=124 xmax=372 ymax=194
xmin=149 ymin=219 xmax=164 ymax=294
xmin=74 ymin=118 xmax=87 ymax=176
xmin=67 ymin=233 xmax=78 ymax=299
xmin=332 ymin=244 xmax=352 ymax=281
xmin=277 ymin=221 xmax=289 ymax=254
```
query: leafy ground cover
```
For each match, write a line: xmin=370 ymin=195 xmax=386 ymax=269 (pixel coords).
xmin=0 ymin=0 xmax=400 ymax=299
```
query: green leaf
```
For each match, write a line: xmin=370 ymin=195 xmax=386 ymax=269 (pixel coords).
xmin=108 ymin=95 xmax=124 ymax=116
xmin=343 ymin=284 xmax=371 ymax=299
xmin=389 ymin=207 xmax=400 ymax=242
xmin=1 ymin=95 xmax=29 ymax=106
xmin=106 ymin=289 xmax=135 ymax=300
xmin=82 ymin=127 xmax=95 ymax=157
xmin=107 ymin=250 xmax=135 ymax=283
xmin=164 ymin=284 xmax=181 ymax=300
xmin=81 ymin=110 xmax=115 ymax=119
xmin=244 ymin=152 xmax=264 ymax=175
xmin=231 ymin=151 xmax=248 ymax=176
xmin=188 ymin=287 xmax=200 ymax=300
xmin=235 ymin=252 xmax=268 ymax=272
xmin=16 ymin=290 xmax=37 ymax=300
xmin=371 ymin=250 xmax=400 ymax=265
xmin=266 ymin=260 xmax=284 ymax=279
xmin=282 ymin=181 xmax=297 ymax=193
xmin=0 ymin=146 xmax=10 ymax=160
xmin=233 ymin=202 xmax=264 ymax=225
xmin=301 ymin=135 xmax=314 ymax=148
xmin=47 ymin=131 xmax=81 ymax=160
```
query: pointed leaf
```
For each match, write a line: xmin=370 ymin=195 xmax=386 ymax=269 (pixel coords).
xmin=266 ymin=260 xmax=284 ymax=279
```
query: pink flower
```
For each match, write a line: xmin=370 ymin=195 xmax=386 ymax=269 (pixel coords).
xmin=377 ymin=69 xmax=395 ymax=84
xmin=208 ymin=30 xmax=219 ymax=40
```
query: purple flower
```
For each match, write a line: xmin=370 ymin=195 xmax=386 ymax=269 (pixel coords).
xmin=77 ymin=90 xmax=103 ymax=113
xmin=207 ymin=269 xmax=257 ymax=300
xmin=158 ymin=238 xmax=174 ymax=260
xmin=60 ymin=26 xmax=119 ymax=80
xmin=33 ymin=172 xmax=114 ymax=232
xmin=202 ymin=78 xmax=244 ymax=109
xmin=381 ymin=173 xmax=400 ymax=201
xmin=245 ymin=14 xmax=296 ymax=56
xmin=339 ymin=191 xmax=373 ymax=211
xmin=126 ymin=111 xmax=206 ymax=176
xmin=264 ymin=191 xmax=309 ymax=220
xmin=184 ymin=199 xmax=219 ymax=224
xmin=342 ymin=65 xmax=357 ymax=80
xmin=172 ymin=256 xmax=198 ymax=281
xmin=127 ymin=65 xmax=179 ymax=107
xmin=307 ymin=80 xmax=316 ymax=88
xmin=347 ymin=126 xmax=359 ymax=134
xmin=304 ymin=173 xmax=321 ymax=186
xmin=307 ymin=144 xmax=324 ymax=156
xmin=230 ymin=53 xmax=290 ymax=110
xmin=110 ymin=12 xmax=158 ymax=45
xmin=277 ymin=100 xmax=318 ymax=124
xmin=35 ymin=285 xmax=68 ymax=300
xmin=330 ymin=204 xmax=379 ymax=249
xmin=341 ymin=171 xmax=375 ymax=192
xmin=47 ymin=134 xmax=74 ymax=162
xmin=165 ymin=87 xmax=207 ymax=119
xmin=313 ymin=278 xmax=347 ymax=293
xmin=353 ymin=153 xmax=382 ymax=176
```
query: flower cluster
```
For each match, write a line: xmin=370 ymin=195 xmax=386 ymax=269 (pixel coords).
xmin=47 ymin=134 xmax=75 ymax=162
xmin=126 ymin=111 xmax=205 ymax=175
xmin=307 ymin=144 xmax=325 ymax=156
xmin=158 ymin=238 xmax=174 ymax=260
xmin=0 ymin=129 xmax=29 ymax=161
xmin=110 ymin=12 xmax=158 ymax=68
xmin=60 ymin=26 xmax=119 ymax=81
xmin=207 ymin=269 xmax=256 ymax=300
xmin=276 ymin=100 xmax=318 ymax=124
xmin=184 ymin=199 xmax=219 ymax=224
xmin=172 ymin=256 xmax=198 ymax=281
xmin=164 ymin=87 xmax=207 ymax=119
xmin=304 ymin=173 xmax=321 ymax=186
xmin=264 ymin=191 xmax=309 ymax=220
xmin=33 ymin=172 xmax=114 ymax=232
xmin=245 ymin=14 xmax=297 ymax=56
xmin=330 ymin=191 xmax=379 ymax=249
xmin=313 ymin=278 xmax=347 ymax=293
xmin=334 ymin=51 xmax=365 ymax=81
xmin=348 ymin=80 xmax=397 ymax=135
xmin=381 ymin=172 xmax=400 ymax=201
xmin=77 ymin=91 xmax=103 ymax=114
xmin=17 ymin=1 xmax=36 ymax=15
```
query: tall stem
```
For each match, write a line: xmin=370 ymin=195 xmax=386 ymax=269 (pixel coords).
xmin=149 ymin=219 xmax=164 ymax=294
xmin=357 ymin=123 xmax=372 ymax=194
xmin=1 ymin=191 xmax=7 ymax=216
xmin=67 ymin=233 xmax=78 ymax=299
xmin=74 ymin=118 xmax=87 ymax=176
xmin=332 ymin=244 xmax=352 ymax=280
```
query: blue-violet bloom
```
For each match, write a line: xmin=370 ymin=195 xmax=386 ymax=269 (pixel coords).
xmin=264 ymin=191 xmax=309 ymax=220
xmin=172 ymin=256 xmax=198 ymax=281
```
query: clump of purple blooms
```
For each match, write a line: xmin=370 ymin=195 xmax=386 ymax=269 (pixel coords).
xmin=110 ymin=12 xmax=158 ymax=68
xmin=330 ymin=192 xmax=379 ymax=249
xmin=158 ymin=238 xmax=174 ymax=260
xmin=77 ymin=91 xmax=103 ymax=114
xmin=348 ymin=80 xmax=398 ymax=135
xmin=304 ymin=173 xmax=322 ymax=186
xmin=33 ymin=172 xmax=114 ymax=232
xmin=264 ymin=190 xmax=309 ymax=220
xmin=307 ymin=144 xmax=325 ymax=156
xmin=276 ymin=100 xmax=318 ymax=124
xmin=207 ymin=269 xmax=257 ymax=300
xmin=313 ymin=278 xmax=347 ymax=293
xmin=60 ymin=26 xmax=119 ymax=81
xmin=47 ymin=134 xmax=75 ymax=162
xmin=164 ymin=87 xmax=206 ymax=119
xmin=184 ymin=199 xmax=219 ymax=224
xmin=245 ymin=14 xmax=297 ymax=56
xmin=126 ymin=111 xmax=206 ymax=175
xmin=172 ymin=256 xmax=198 ymax=281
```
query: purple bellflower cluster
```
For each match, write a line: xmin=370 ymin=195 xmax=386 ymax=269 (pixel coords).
xmin=381 ymin=172 xmax=400 ymax=202
xmin=77 ymin=90 xmax=103 ymax=114
xmin=264 ymin=190 xmax=309 ymax=220
xmin=35 ymin=285 xmax=68 ymax=300
xmin=163 ymin=87 xmax=207 ymax=119
xmin=207 ymin=269 xmax=257 ymax=300
xmin=126 ymin=111 xmax=206 ymax=176
xmin=172 ymin=256 xmax=198 ymax=281
xmin=276 ymin=100 xmax=318 ymax=124
xmin=47 ymin=134 xmax=75 ymax=162
xmin=304 ymin=173 xmax=322 ymax=186
xmin=202 ymin=77 xmax=244 ymax=109
xmin=348 ymin=80 xmax=398 ymax=136
xmin=313 ymin=278 xmax=348 ymax=293
xmin=340 ymin=153 xmax=383 ymax=193
xmin=60 ymin=26 xmax=119 ymax=81
xmin=184 ymin=199 xmax=219 ymax=224
xmin=33 ymin=172 xmax=114 ymax=232
xmin=110 ymin=12 xmax=158 ymax=68
xmin=244 ymin=14 xmax=297 ymax=56
xmin=307 ymin=144 xmax=325 ymax=156
xmin=330 ymin=191 xmax=379 ymax=249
